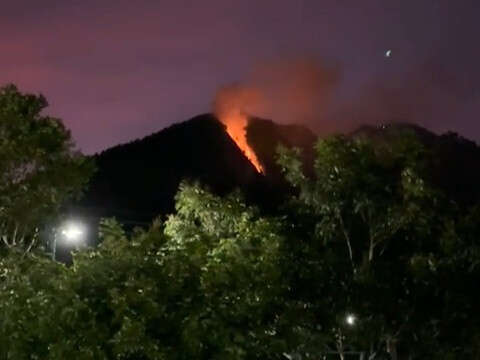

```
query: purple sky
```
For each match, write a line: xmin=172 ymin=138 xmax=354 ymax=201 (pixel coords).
xmin=1 ymin=0 xmax=479 ymax=153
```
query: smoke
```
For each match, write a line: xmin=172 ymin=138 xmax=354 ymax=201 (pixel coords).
xmin=213 ymin=58 xmax=342 ymax=129
xmin=212 ymin=58 xmax=341 ymax=173
xmin=327 ymin=58 xmax=470 ymax=134
xmin=213 ymin=84 xmax=263 ymax=129
xmin=214 ymin=56 xmax=471 ymax=138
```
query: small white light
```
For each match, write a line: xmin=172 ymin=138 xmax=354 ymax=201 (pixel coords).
xmin=385 ymin=49 xmax=392 ymax=58
xmin=345 ymin=313 xmax=357 ymax=326
xmin=60 ymin=223 xmax=84 ymax=242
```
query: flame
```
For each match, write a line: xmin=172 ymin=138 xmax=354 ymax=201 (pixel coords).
xmin=214 ymin=84 xmax=264 ymax=174
xmin=222 ymin=111 xmax=264 ymax=174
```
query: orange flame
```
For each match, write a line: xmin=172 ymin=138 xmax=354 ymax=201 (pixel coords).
xmin=214 ymin=85 xmax=264 ymax=174
xmin=222 ymin=111 xmax=264 ymax=174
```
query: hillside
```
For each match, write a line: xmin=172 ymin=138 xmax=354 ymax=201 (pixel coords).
xmin=74 ymin=114 xmax=316 ymax=225
xmin=72 ymin=117 xmax=480 ymax=233
xmin=247 ymin=117 xmax=316 ymax=182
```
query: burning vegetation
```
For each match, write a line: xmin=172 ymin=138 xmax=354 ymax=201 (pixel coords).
xmin=221 ymin=111 xmax=264 ymax=174
xmin=214 ymin=85 xmax=264 ymax=174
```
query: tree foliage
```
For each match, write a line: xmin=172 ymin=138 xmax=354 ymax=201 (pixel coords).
xmin=0 ymin=131 xmax=479 ymax=359
xmin=0 ymin=186 xmax=287 ymax=359
xmin=0 ymin=84 xmax=94 ymax=252
xmin=277 ymin=132 xmax=480 ymax=358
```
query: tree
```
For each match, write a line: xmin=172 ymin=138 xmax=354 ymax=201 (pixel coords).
xmin=0 ymin=184 xmax=289 ymax=359
xmin=277 ymin=131 xmax=480 ymax=358
xmin=162 ymin=183 xmax=288 ymax=359
xmin=0 ymin=84 xmax=94 ymax=252
xmin=0 ymin=218 xmax=171 ymax=359
xmin=0 ymin=132 xmax=479 ymax=359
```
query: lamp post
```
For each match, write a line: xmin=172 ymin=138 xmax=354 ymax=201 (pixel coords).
xmin=51 ymin=221 xmax=86 ymax=260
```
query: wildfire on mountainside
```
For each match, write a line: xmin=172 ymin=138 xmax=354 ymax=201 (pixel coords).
xmin=214 ymin=85 xmax=264 ymax=174
xmin=221 ymin=111 xmax=264 ymax=174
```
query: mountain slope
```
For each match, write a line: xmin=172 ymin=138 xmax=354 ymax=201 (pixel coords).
xmin=79 ymin=114 xmax=261 ymax=223
xmin=77 ymin=117 xmax=480 ymax=229
xmin=247 ymin=117 xmax=316 ymax=181
xmin=77 ymin=114 xmax=316 ymax=224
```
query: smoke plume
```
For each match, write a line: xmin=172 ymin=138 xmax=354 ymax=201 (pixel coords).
xmin=213 ymin=58 xmax=341 ymax=173
xmin=214 ymin=56 xmax=472 ymax=144
xmin=214 ymin=58 xmax=342 ymax=128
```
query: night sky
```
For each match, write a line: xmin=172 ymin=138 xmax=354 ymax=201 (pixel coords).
xmin=1 ymin=0 xmax=479 ymax=153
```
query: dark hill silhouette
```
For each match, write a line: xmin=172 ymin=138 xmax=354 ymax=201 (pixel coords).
xmin=247 ymin=117 xmax=316 ymax=183
xmin=76 ymin=114 xmax=316 ymax=225
xmin=79 ymin=114 xmax=259 ymax=223
xmin=75 ymin=116 xmax=480 ymax=231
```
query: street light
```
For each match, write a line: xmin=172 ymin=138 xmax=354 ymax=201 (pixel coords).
xmin=61 ymin=223 xmax=84 ymax=242
xmin=345 ymin=313 xmax=357 ymax=326
xmin=51 ymin=220 xmax=86 ymax=260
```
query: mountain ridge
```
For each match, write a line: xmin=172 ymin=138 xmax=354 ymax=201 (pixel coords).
xmin=74 ymin=115 xmax=480 ymax=228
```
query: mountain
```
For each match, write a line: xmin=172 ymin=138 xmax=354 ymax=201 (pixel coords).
xmin=77 ymin=114 xmax=257 ymax=224
xmin=74 ymin=117 xmax=480 ymax=234
xmin=74 ymin=114 xmax=316 ymax=226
